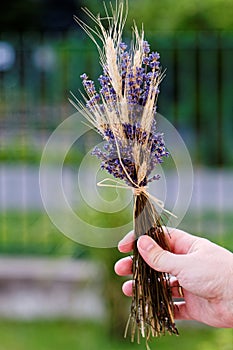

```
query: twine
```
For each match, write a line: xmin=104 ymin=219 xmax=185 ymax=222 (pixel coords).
xmin=97 ymin=178 xmax=177 ymax=218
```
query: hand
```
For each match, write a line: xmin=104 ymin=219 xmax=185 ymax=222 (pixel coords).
xmin=114 ymin=228 xmax=233 ymax=328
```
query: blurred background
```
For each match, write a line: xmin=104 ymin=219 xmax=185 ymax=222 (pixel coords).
xmin=0 ymin=0 xmax=232 ymax=349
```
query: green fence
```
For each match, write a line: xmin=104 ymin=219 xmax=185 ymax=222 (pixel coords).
xmin=0 ymin=30 xmax=233 ymax=165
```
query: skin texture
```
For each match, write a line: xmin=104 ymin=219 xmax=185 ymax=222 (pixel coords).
xmin=114 ymin=228 xmax=233 ymax=328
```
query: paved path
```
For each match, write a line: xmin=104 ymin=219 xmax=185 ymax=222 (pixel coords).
xmin=0 ymin=257 xmax=104 ymax=320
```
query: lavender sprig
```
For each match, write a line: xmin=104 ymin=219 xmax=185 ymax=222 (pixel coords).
xmin=92 ymin=122 xmax=168 ymax=186
xmin=81 ymin=40 xmax=161 ymax=109
xmin=80 ymin=40 xmax=167 ymax=187
xmin=72 ymin=1 xmax=178 ymax=344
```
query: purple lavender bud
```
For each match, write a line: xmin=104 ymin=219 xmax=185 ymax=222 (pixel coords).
xmin=80 ymin=36 xmax=166 ymax=186
xmin=149 ymin=52 xmax=160 ymax=60
xmin=80 ymin=73 xmax=88 ymax=80
xmin=150 ymin=61 xmax=160 ymax=69
xmin=120 ymin=42 xmax=127 ymax=51
xmin=148 ymin=174 xmax=161 ymax=183
xmin=142 ymin=56 xmax=150 ymax=65
xmin=98 ymin=74 xmax=110 ymax=86
xmin=143 ymin=41 xmax=150 ymax=54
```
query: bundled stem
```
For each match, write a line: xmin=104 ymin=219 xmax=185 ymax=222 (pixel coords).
xmin=127 ymin=192 xmax=178 ymax=345
xmin=74 ymin=2 xmax=179 ymax=347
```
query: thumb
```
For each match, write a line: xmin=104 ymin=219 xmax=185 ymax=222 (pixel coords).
xmin=137 ymin=235 xmax=186 ymax=277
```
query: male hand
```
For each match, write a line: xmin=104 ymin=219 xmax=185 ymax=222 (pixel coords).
xmin=115 ymin=228 xmax=233 ymax=328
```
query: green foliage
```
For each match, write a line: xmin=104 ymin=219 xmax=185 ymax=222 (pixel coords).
xmin=84 ymin=0 xmax=233 ymax=31
xmin=0 ymin=205 xmax=132 ymax=256
xmin=0 ymin=209 xmax=232 ymax=256
xmin=0 ymin=142 xmax=41 ymax=164
xmin=0 ymin=137 xmax=83 ymax=165
xmin=0 ymin=320 xmax=231 ymax=350
xmin=0 ymin=211 xmax=81 ymax=257
xmin=180 ymin=211 xmax=233 ymax=251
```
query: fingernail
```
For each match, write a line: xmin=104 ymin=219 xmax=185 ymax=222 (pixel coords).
xmin=138 ymin=236 xmax=154 ymax=252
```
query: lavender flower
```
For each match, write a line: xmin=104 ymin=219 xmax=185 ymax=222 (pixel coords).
xmin=79 ymin=39 xmax=167 ymax=187
xmin=91 ymin=120 xmax=168 ymax=187
xmin=81 ymin=39 xmax=161 ymax=108
xmin=73 ymin=1 xmax=167 ymax=190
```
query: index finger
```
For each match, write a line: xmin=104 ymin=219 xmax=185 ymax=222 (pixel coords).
xmin=118 ymin=230 xmax=135 ymax=253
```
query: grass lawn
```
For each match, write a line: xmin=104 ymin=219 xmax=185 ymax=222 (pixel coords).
xmin=0 ymin=320 xmax=231 ymax=350
xmin=0 ymin=211 xmax=81 ymax=257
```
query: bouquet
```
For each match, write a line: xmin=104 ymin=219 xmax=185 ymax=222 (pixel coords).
xmin=71 ymin=0 xmax=179 ymax=347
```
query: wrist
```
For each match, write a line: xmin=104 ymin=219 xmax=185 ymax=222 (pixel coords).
xmin=221 ymin=267 xmax=233 ymax=327
xmin=220 ymin=301 xmax=233 ymax=328
xmin=225 ymin=287 xmax=233 ymax=327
